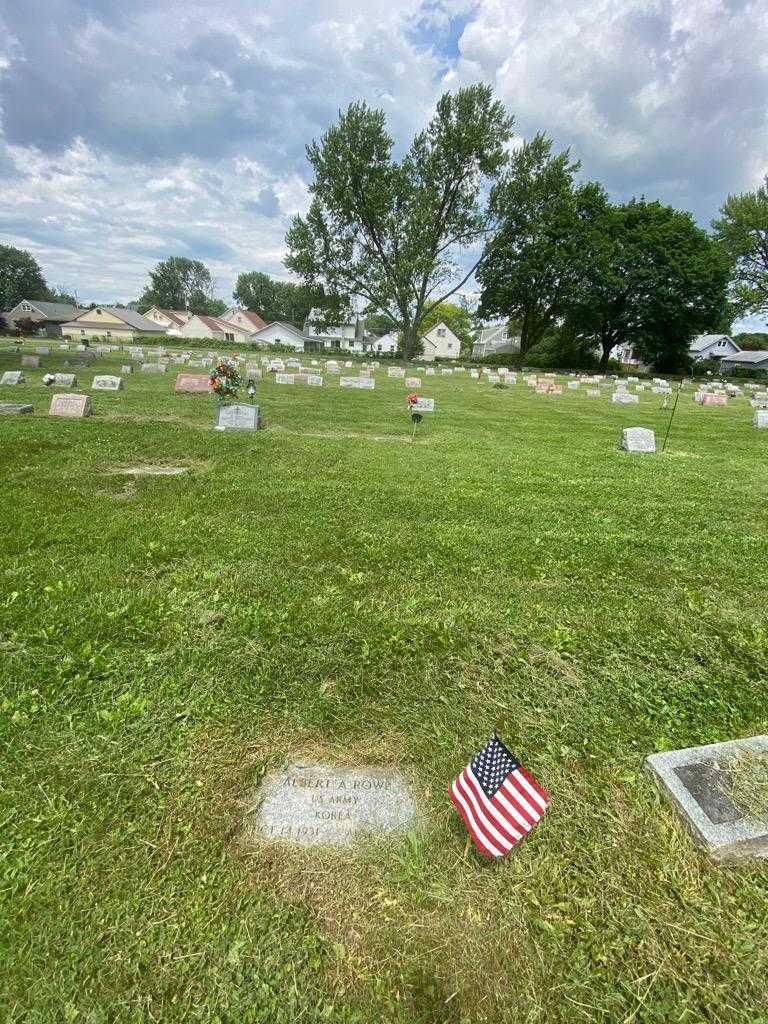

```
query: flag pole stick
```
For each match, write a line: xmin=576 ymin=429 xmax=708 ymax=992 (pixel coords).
xmin=661 ymin=381 xmax=683 ymax=453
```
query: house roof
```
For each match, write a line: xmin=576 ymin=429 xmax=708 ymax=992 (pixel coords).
xmin=721 ymin=349 xmax=768 ymax=364
xmin=226 ymin=308 xmax=267 ymax=330
xmin=689 ymin=334 xmax=737 ymax=353
xmin=149 ymin=308 xmax=188 ymax=327
xmin=251 ymin=321 xmax=306 ymax=340
xmin=63 ymin=307 xmax=167 ymax=331
xmin=11 ymin=299 xmax=85 ymax=321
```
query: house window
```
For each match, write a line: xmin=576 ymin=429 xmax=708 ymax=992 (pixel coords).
xmin=21 ymin=303 xmax=31 ymax=311
xmin=106 ymin=331 xmax=111 ymax=338
xmin=80 ymin=329 xmax=85 ymax=335
xmin=96 ymin=308 xmax=102 ymax=314
xmin=437 ymin=328 xmax=445 ymax=337
xmin=225 ymin=333 xmax=234 ymax=341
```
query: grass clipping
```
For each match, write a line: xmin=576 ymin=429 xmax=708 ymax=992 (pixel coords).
xmin=720 ymin=750 xmax=768 ymax=824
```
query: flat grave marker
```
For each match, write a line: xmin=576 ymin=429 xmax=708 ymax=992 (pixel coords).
xmin=251 ymin=762 xmax=418 ymax=848
xmin=0 ymin=403 xmax=33 ymax=415
xmin=646 ymin=736 xmax=768 ymax=864
xmin=141 ymin=363 xmax=166 ymax=374
xmin=1 ymin=371 xmax=24 ymax=386
xmin=753 ymin=410 xmax=768 ymax=428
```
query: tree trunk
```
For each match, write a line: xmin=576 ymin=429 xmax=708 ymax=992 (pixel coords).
xmin=402 ymin=323 xmax=419 ymax=360
xmin=599 ymin=337 xmax=613 ymax=372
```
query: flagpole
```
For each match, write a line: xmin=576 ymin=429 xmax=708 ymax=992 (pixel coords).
xmin=661 ymin=381 xmax=684 ymax=453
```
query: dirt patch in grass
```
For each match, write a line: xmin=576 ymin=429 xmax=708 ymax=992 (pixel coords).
xmin=268 ymin=426 xmax=416 ymax=445
xmin=109 ymin=465 xmax=190 ymax=476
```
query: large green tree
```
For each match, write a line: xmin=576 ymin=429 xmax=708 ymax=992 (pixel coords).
xmin=567 ymin=200 xmax=730 ymax=371
xmin=139 ymin=257 xmax=221 ymax=315
xmin=0 ymin=244 xmax=48 ymax=309
xmin=712 ymin=176 xmax=768 ymax=318
xmin=285 ymin=85 xmax=514 ymax=359
xmin=232 ymin=271 xmax=323 ymax=326
xmin=477 ymin=133 xmax=607 ymax=355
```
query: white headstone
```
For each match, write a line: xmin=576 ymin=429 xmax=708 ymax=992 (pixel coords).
xmin=619 ymin=427 xmax=656 ymax=453
xmin=91 ymin=375 xmax=122 ymax=391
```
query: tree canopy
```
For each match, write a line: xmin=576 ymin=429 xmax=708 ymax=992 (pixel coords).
xmin=0 ymin=244 xmax=49 ymax=310
xmin=232 ymin=271 xmax=324 ymax=326
xmin=138 ymin=257 xmax=222 ymax=315
xmin=285 ymin=84 xmax=514 ymax=358
xmin=478 ymin=133 xmax=607 ymax=355
xmin=712 ymin=177 xmax=768 ymax=319
xmin=566 ymin=200 xmax=730 ymax=371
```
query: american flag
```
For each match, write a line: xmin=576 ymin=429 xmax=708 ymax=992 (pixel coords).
xmin=449 ymin=734 xmax=550 ymax=858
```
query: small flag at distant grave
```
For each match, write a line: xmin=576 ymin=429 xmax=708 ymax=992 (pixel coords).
xmin=449 ymin=734 xmax=550 ymax=858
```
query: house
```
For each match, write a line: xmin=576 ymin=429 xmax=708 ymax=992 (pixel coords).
xmin=688 ymin=334 xmax=741 ymax=362
xmin=371 ymin=332 xmax=399 ymax=355
xmin=472 ymin=323 xmax=520 ymax=359
xmin=420 ymin=321 xmax=461 ymax=361
xmin=248 ymin=321 xmax=306 ymax=351
xmin=143 ymin=307 xmax=193 ymax=334
xmin=613 ymin=343 xmax=643 ymax=367
xmin=61 ymin=306 xmax=168 ymax=341
xmin=720 ymin=350 xmax=768 ymax=372
xmin=222 ymin=308 xmax=267 ymax=334
xmin=303 ymin=317 xmax=359 ymax=351
xmin=6 ymin=299 xmax=86 ymax=336
xmin=176 ymin=314 xmax=253 ymax=343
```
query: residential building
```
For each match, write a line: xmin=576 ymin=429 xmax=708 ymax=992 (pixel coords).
xmin=6 ymin=299 xmax=86 ymax=336
xmin=248 ymin=321 xmax=306 ymax=351
xmin=472 ymin=323 xmax=520 ymax=359
xmin=143 ymin=307 xmax=194 ymax=334
xmin=61 ymin=306 xmax=168 ymax=341
xmin=222 ymin=308 xmax=267 ymax=334
xmin=420 ymin=321 xmax=461 ymax=361
xmin=720 ymin=350 xmax=768 ymax=372
xmin=371 ymin=332 xmax=399 ymax=355
xmin=176 ymin=314 xmax=253 ymax=342
xmin=688 ymin=334 xmax=741 ymax=362
xmin=613 ymin=343 xmax=643 ymax=367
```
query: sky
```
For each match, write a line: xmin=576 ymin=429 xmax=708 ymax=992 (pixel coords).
xmin=0 ymin=0 xmax=766 ymax=316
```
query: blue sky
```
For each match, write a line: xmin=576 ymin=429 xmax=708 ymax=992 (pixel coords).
xmin=0 ymin=0 xmax=766 ymax=323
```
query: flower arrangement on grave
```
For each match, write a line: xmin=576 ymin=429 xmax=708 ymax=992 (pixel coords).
xmin=406 ymin=393 xmax=422 ymax=439
xmin=209 ymin=358 xmax=242 ymax=403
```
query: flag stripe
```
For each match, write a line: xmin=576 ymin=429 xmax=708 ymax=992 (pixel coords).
xmin=462 ymin=770 xmax=524 ymax=847
xmin=449 ymin=781 xmax=502 ymax=858
xmin=501 ymin=777 xmax=541 ymax=824
xmin=493 ymin=788 xmax=534 ymax=832
xmin=455 ymin=771 xmax=511 ymax=855
xmin=515 ymin=766 xmax=550 ymax=810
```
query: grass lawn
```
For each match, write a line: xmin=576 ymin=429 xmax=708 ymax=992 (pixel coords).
xmin=1 ymin=344 xmax=767 ymax=1023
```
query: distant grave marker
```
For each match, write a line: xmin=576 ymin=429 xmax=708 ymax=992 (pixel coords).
xmin=92 ymin=375 xmax=122 ymax=391
xmin=754 ymin=410 xmax=768 ymax=428
xmin=251 ymin=762 xmax=418 ymax=847
xmin=412 ymin=397 xmax=435 ymax=412
xmin=405 ymin=377 xmax=421 ymax=388
xmin=1 ymin=371 xmax=24 ymax=386
xmin=275 ymin=373 xmax=295 ymax=385
xmin=0 ymin=403 xmax=32 ymax=415
xmin=21 ymin=355 xmax=40 ymax=368
xmin=174 ymin=373 xmax=210 ymax=394
xmin=612 ymin=392 xmax=639 ymax=404
xmin=141 ymin=363 xmax=166 ymax=373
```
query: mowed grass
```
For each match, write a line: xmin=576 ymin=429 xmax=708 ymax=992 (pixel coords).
xmin=1 ymin=344 xmax=767 ymax=1024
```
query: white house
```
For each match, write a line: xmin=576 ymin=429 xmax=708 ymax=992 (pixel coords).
xmin=472 ymin=323 xmax=520 ymax=359
xmin=613 ymin=343 xmax=643 ymax=367
xmin=420 ymin=321 xmax=461 ymax=361
xmin=688 ymin=334 xmax=741 ymax=362
xmin=61 ymin=306 xmax=168 ymax=341
xmin=248 ymin=321 xmax=306 ymax=351
xmin=222 ymin=308 xmax=267 ymax=334
xmin=177 ymin=314 xmax=253 ymax=343
xmin=720 ymin=349 xmax=768 ymax=372
xmin=143 ymin=307 xmax=193 ymax=334
xmin=371 ymin=331 xmax=399 ymax=354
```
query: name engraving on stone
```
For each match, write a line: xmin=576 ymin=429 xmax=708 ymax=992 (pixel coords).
xmin=252 ymin=762 xmax=417 ymax=846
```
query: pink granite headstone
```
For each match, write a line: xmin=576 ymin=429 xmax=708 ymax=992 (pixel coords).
xmin=174 ymin=373 xmax=211 ymax=394
xmin=49 ymin=393 xmax=92 ymax=418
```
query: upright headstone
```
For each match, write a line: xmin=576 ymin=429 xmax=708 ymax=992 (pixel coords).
xmin=0 ymin=403 xmax=33 ymax=415
xmin=21 ymin=355 xmax=40 ymax=368
xmin=412 ymin=397 xmax=435 ymax=412
xmin=306 ymin=374 xmax=323 ymax=386
xmin=91 ymin=375 xmax=123 ymax=391
xmin=612 ymin=392 xmax=639 ymax=404
xmin=753 ymin=410 xmax=768 ymax=429
xmin=275 ymin=373 xmax=295 ymax=385
xmin=1 ymin=371 xmax=24 ymax=386
xmin=619 ymin=427 xmax=656 ymax=453
xmin=174 ymin=373 xmax=209 ymax=394
xmin=121 ymin=365 xmax=133 ymax=374
xmin=141 ymin=363 xmax=166 ymax=374
xmin=49 ymin=393 xmax=92 ymax=418
xmin=215 ymin=403 xmax=260 ymax=430
xmin=405 ymin=377 xmax=421 ymax=388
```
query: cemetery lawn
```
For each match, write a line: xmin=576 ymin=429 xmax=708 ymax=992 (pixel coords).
xmin=2 ymin=345 xmax=768 ymax=1024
